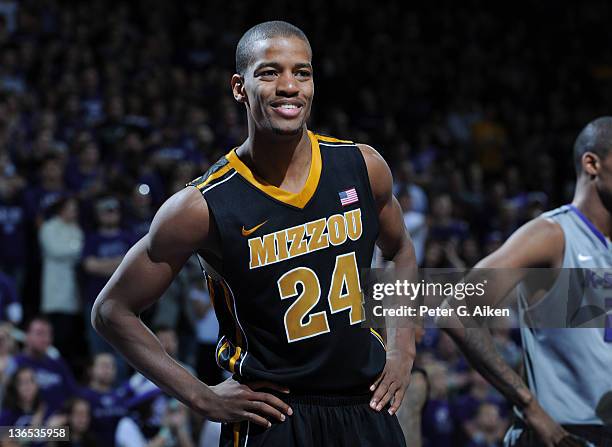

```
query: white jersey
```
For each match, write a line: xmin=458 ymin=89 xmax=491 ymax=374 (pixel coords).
xmin=518 ymin=205 xmax=612 ymax=425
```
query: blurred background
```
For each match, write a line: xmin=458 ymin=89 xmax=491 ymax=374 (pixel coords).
xmin=1 ymin=0 xmax=611 ymax=445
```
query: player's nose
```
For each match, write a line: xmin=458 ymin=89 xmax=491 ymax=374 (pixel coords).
xmin=276 ymin=71 xmax=299 ymax=96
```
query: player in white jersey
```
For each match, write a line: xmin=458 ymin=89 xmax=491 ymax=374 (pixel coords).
xmin=439 ymin=117 xmax=612 ymax=446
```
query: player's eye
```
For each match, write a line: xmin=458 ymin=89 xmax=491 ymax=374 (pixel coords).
xmin=257 ymin=70 xmax=277 ymax=79
xmin=296 ymin=70 xmax=312 ymax=78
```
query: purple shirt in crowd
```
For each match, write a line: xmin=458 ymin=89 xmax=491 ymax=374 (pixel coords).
xmin=8 ymin=354 xmax=77 ymax=415
xmin=65 ymin=161 xmax=103 ymax=194
xmin=452 ymin=393 xmax=508 ymax=425
xmin=23 ymin=186 xmax=66 ymax=221
xmin=422 ymin=399 xmax=456 ymax=447
xmin=0 ymin=406 xmax=53 ymax=426
xmin=81 ymin=231 xmax=134 ymax=304
xmin=0 ymin=197 xmax=27 ymax=267
xmin=0 ymin=272 xmax=19 ymax=323
xmin=77 ymin=383 xmax=130 ymax=447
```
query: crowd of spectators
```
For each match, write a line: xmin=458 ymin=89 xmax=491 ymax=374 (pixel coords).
xmin=1 ymin=0 xmax=610 ymax=445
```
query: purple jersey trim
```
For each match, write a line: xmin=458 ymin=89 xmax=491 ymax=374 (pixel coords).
xmin=568 ymin=204 xmax=608 ymax=248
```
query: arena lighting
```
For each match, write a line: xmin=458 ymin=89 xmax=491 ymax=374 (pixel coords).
xmin=138 ymin=184 xmax=150 ymax=195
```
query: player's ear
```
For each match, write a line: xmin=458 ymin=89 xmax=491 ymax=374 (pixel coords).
xmin=231 ymin=74 xmax=247 ymax=104
xmin=582 ymin=152 xmax=599 ymax=178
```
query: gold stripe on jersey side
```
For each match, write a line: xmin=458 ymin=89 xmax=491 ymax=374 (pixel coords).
xmin=217 ymin=340 xmax=229 ymax=362
xmin=229 ymin=346 xmax=242 ymax=373
xmin=197 ymin=164 xmax=233 ymax=189
xmin=225 ymin=130 xmax=322 ymax=209
xmin=219 ymin=280 xmax=243 ymax=347
xmin=315 ymin=134 xmax=353 ymax=144
xmin=205 ymin=275 xmax=216 ymax=307
xmin=233 ymin=422 xmax=240 ymax=447
xmin=370 ymin=328 xmax=386 ymax=348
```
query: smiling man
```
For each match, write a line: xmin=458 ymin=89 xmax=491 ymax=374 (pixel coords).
xmin=92 ymin=21 xmax=416 ymax=446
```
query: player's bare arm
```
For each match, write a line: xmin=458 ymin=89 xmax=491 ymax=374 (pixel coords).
xmin=91 ymin=187 xmax=292 ymax=428
xmin=438 ymin=217 xmax=583 ymax=446
xmin=396 ymin=370 xmax=427 ymax=447
xmin=359 ymin=144 xmax=417 ymax=416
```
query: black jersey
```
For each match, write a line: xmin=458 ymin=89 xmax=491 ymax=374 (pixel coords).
xmin=188 ymin=131 xmax=386 ymax=392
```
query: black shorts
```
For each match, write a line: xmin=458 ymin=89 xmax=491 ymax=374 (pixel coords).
xmin=220 ymin=393 xmax=406 ymax=447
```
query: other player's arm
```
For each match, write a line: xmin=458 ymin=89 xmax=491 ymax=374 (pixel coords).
xmin=396 ymin=370 xmax=428 ymax=447
xmin=437 ymin=218 xmax=578 ymax=446
xmin=359 ymin=144 xmax=417 ymax=415
xmin=91 ymin=188 xmax=291 ymax=428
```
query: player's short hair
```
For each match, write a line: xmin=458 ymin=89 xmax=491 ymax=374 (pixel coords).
xmin=574 ymin=116 xmax=612 ymax=174
xmin=235 ymin=21 xmax=310 ymax=75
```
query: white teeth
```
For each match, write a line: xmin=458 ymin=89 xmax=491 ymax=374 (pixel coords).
xmin=279 ymin=104 xmax=298 ymax=109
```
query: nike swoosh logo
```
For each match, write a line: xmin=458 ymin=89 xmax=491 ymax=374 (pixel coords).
xmin=241 ymin=220 xmax=268 ymax=237
xmin=578 ymin=254 xmax=593 ymax=261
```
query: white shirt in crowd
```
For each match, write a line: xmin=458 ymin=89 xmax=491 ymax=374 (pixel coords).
xmin=190 ymin=287 xmax=218 ymax=345
xmin=39 ymin=216 xmax=83 ymax=314
xmin=403 ymin=211 xmax=427 ymax=266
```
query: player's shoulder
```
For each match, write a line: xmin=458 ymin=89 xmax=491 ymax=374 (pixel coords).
xmin=540 ymin=204 xmax=572 ymax=220
xmin=507 ymin=215 xmax=565 ymax=251
xmin=311 ymin=132 xmax=379 ymax=158
xmin=311 ymin=131 xmax=388 ymax=170
xmin=311 ymin=131 xmax=385 ymax=166
xmin=481 ymin=214 xmax=564 ymax=268
xmin=347 ymin=142 xmax=392 ymax=204
xmin=353 ymin=143 xmax=388 ymax=171
xmin=147 ymin=184 xmax=213 ymax=254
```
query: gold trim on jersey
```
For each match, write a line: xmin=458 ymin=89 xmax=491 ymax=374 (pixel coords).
xmin=316 ymin=134 xmax=353 ymax=144
xmin=196 ymin=163 xmax=233 ymax=189
xmin=217 ymin=339 xmax=229 ymax=364
xmin=233 ymin=423 xmax=240 ymax=447
xmin=370 ymin=328 xmax=386 ymax=349
xmin=229 ymin=346 xmax=242 ymax=373
xmin=206 ymin=275 xmax=216 ymax=307
xmin=208 ymin=273 xmax=249 ymax=376
xmin=225 ymin=130 xmax=322 ymax=209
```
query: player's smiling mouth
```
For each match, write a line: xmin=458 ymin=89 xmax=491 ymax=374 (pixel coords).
xmin=270 ymin=100 xmax=304 ymax=119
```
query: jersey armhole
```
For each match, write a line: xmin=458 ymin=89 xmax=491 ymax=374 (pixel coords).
xmin=519 ymin=217 xmax=567 ymax=313
xmin=542 ymin=216 xmax=567 ymax=269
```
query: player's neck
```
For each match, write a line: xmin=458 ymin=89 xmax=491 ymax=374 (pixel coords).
xmin=572 ymin=182 xmax=612 ymax=239
xmin=238 ymin=128 xmax=311 ymax=191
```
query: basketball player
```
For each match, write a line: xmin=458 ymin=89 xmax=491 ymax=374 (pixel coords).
xmin=92 ymin=21 xmax=416 ymax=446
xmin=439 ymin=117 xmax=612 ymax=446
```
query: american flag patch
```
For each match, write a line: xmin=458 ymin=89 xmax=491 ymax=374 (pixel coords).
xmin=339 ymin=187 xmax=359 ymax=206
